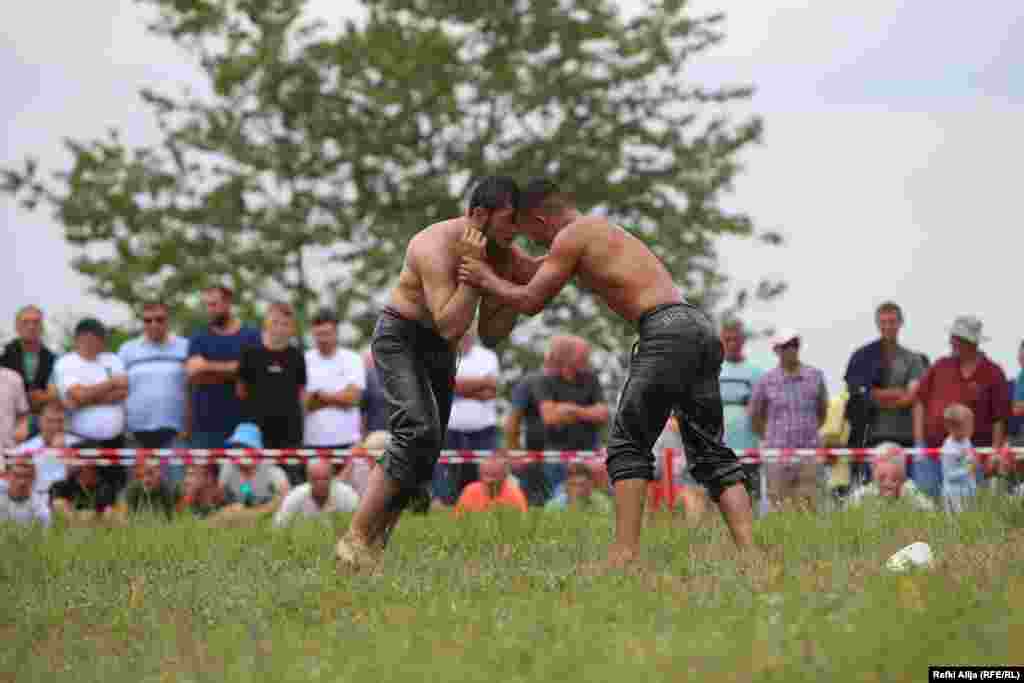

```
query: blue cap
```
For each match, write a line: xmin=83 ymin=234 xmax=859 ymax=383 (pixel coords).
xmin=226 ymin=422 xmax=263 ymax=449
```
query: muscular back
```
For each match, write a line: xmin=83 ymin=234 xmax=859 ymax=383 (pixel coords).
xmin=570 ymin=217 xmax=681 ymax=322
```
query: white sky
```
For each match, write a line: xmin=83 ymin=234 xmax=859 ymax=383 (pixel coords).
xmin=3 ymin=0 xmax=1023 ymax=388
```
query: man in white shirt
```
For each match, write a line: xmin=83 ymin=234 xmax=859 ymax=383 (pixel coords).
xmin=273 ymin=459 xmax=360 ymax=527
xmin=303 ymin=310 xmax=366 ymax=454
xmin=14 ymin=400 xmax=79 ymax=499
xmin=51 ymin=318 xmax=129 ymax=495
xmin=0 ymin=462 xmax=51 ymax=527
xmin=432 ymin=330 xmax=500 ymax=504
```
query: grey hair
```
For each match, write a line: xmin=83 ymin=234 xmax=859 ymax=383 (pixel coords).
xmin=873 ymin=442 xmax=907 ymax=473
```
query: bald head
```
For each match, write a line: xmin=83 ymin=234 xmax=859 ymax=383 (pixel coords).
xmin=544 ymin=335 xmax=577 ymax=377
xmin=307 ymin=459 xmax=333 ymax=502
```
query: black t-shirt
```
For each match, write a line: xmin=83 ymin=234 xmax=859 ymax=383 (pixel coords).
xmin=511 ymin=372 xmax=605 ymax=450
xmin=239 ymin=343 xmax=307 ymax=448
xmin=51 ymin=477 xmax=118 ymax=512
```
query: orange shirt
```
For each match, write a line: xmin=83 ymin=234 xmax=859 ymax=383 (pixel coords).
xmin=455 ymin=479 xmax=528 ymax=514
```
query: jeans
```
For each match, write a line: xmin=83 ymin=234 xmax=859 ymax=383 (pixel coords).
xmin=432 ymin=426 xmax=499 ymax=504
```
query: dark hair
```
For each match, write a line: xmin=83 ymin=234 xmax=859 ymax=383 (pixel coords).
xmin=875 ymin=301 xmax=903 ymax=322
xmin=74 ymin=318 xmax=106 ymax=339
xmin=468 ymin=176 xmax=520 ymax=212
xmin=141 ymin=302 xmax=168 ymax=313
xmin=521 ymin=177 xmax=574 ymax=213
xmin=311 ymin=308 xmax=338 ymax=326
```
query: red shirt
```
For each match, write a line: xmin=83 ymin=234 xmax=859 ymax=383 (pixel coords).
xmin=916 ymin=354 xmax=1010 ymax=446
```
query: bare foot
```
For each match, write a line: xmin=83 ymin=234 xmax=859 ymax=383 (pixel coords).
xmin=335 ymin=532 xmax=382 ymax=573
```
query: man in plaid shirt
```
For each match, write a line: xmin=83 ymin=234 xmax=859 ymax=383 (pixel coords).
xmin=749 ymin=329 xmax=828 ymax=511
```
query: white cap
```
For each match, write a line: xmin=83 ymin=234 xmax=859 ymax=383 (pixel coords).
xmin=886 ymin=542 xmax=934 ymax=572
xmin=771 ymin=328 xmax=800 ymax=349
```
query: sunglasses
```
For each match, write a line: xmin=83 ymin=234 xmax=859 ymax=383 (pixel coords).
xmin=143 ymin=317 xmax=167 ymax=324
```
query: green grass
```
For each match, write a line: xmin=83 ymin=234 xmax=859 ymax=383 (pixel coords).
xmin=2 ymin=494 xmax=1023 ymax=683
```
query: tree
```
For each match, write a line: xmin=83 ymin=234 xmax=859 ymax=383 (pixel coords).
xmin=2 ymin=0 xmax=783 ymax=393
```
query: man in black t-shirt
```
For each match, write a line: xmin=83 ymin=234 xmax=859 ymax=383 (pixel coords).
xmin=237 ymin=303 xmax=307 ymax=483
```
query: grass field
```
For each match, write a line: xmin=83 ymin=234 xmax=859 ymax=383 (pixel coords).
xmin=2 ymin=495 xmax=1023 ymax=683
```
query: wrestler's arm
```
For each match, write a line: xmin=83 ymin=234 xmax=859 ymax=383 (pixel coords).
xmin=415 ymin=238 xmax=482 ymax=343
xmin=478 ymin=246 xmax=546 ymax=347
xmin=461 ymin=230 xmax=581 ymax=316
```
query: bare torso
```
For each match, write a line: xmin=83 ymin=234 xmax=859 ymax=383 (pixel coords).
xmin=570 ymin=218 xmax=681 ymax=322
xmin=386 ymin=218 xmax=537 ymax=328
xmin=386 ymin=219 xmax=463 ymax=327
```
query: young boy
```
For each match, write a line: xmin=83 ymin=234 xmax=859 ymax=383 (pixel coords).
xmin=940 ymin=403 xmax=977 ymax=512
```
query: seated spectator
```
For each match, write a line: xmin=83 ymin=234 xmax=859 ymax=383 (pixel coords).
xmin=846 ymin=443 xmax=935 ymax=511
xmin=176 ymin=464 xmax=224 ymax=519
xmin=0 ymin=462 xmax=51 ymax=527
xmin=273 ymin=459 xmax=360 ymax=527
xmin=51 ymin=463 xmax=119 ymax=524
xmin=13 ymin=400 xmax=79 ymax=499
xmin=212 ymin=423 xmax=290 ymax=524
xmin=455 ymin=457 xmax=528 ymax=515
xmin=941 ymin=404 xmax=977 ymax=512
xmin=115 ymin=462 xmax=179 ymax=521
xmin=339 ymin=430 xmax=385 ymax=498
xmin=545 ymin=463 xmax=612 ymax=512
xmin=645 ymin=416 xmax=709 ymax=521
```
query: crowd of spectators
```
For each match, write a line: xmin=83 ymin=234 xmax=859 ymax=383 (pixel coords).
xmin=1 ymin=293 xmax=1023 ymax=528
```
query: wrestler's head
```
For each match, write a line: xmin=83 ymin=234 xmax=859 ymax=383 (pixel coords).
xmin=467 ymin=175 xmax=520 ymax=247
xmin=516 ymin=178 xmax=577 ymax=246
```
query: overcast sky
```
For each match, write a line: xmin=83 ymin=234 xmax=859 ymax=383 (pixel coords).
xmin=3 ymin=0 xmax=1023 ymax=388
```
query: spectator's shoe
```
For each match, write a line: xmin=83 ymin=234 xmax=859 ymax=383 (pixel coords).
xmin=335 ymin=532 xmax=381 ymax=573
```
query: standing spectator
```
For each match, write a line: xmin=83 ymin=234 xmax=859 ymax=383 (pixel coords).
xmin=0 ymin=366 xmax=29 ymax=456
xmin=238 ymin=302 xmax=307 ymax=484
xmin=1010 ymin=340 xmax=1024 ymax=446
xmin=273 ymin=459 xmax=360 ymax=528
xmin=1 ymin=305 xmax=57 ymax=418
xmin=533 ymin=335 xmax=608 ymax=499
xmin=433 ymin=329 xmax=500 ymax=504
xmin=504 ymin=335 xmax=581 ymax=505
xmin=186 ymin=286 xmax=261 ymax=449
xmin=718 ymin=319 xmax=765 ymax=508
xmin=0 ymin=462 xmax=51 ymax=527
xmin=843 ymin=302 xmax=927 ymax=488
xmin=912 ymin=316 xmax=1010 ymax=497
xmin=119 ymin=302 xmax=190 ymax=484
xmin=360 ymin=349 xmax=389 ymax=438
xmin=454 ymin=456 xmax=528 ymax=515
xmin=749 ymin=329 xmax=829 ymax=511
xmin=940 ymin=404 xmax=977 ymax=512
xmin=304 ymin=308 xmax=365 ymax=459
xmin=14 ymin=400 xmax=79 ymax=498
xmin=52 ymin=319 xmax=129 ymax=495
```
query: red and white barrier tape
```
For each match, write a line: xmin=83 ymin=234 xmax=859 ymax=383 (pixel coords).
xmin=1 ymin=446 xmax=1023 ymax=467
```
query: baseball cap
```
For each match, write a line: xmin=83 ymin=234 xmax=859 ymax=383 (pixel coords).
xmin=74 ymin=318 xmax=106 ymax=338
xmin=771 ymin=328 xmax=800 ymax=348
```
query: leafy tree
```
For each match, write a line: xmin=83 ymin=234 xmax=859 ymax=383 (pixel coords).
xmin=2 ymin=0 xmax=783 ymax=394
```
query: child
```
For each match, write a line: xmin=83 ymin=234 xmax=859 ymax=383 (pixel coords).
xmin=940 ymin=404 xmax=977 ymax=512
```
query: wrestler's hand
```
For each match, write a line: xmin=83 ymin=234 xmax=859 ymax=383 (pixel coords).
xmin=454 ymin=225 xmax=488 ymax=261
xmin=458 ymin=256 xmax=495 ymax=289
